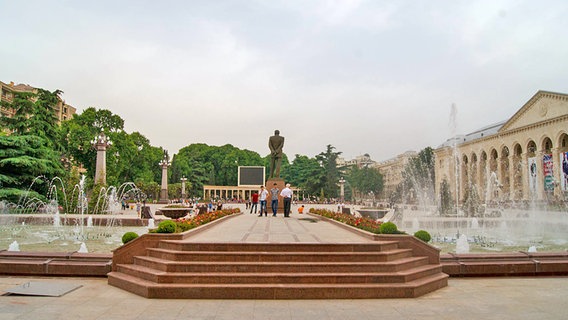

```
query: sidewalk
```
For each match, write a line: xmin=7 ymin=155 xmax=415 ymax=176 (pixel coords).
xmin=0 ymin=276 xmax=565 ymax=319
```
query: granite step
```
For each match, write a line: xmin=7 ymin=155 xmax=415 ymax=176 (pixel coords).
xmin=133 ymin=255 xmax=430 ymax=273
xmin=157 ymin=241 xmax=401 ymax=253
xmin=145 ymin=247 xmax=414 ymax=262
xmin=116 ymin=263 xmax=443 ymax=284
xmin=107 ymin=271 xmax=449 ymax=299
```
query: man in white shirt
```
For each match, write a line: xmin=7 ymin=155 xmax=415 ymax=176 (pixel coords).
xmin=279 ymin=183 xmax=293 ymax=217
xmin=258 ymin=185 xmax=269 ymax=217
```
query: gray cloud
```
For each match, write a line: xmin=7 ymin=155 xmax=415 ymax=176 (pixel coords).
xmin=2 ymin=0 xmax=567 ymax=161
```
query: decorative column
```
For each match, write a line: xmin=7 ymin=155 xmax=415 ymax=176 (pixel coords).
xmin=552 ymin=147 xmax=562 ymax=199
xmin=339 ymin=177 xmax=346 ymax=201
xmin=180 ymin=177 xmax=188 ymax=200
xmin=508 ymin=154 xmax=516 ymax=201
xmin=159 ymin=151 xmax=170 ymax=203
xmin=91 ymin=132 xmax=112 ymax=185
xmin=521 ymin=152 xmax=529 ymax=201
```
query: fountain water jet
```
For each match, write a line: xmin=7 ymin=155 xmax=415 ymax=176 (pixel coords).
xmin=8 ymin=241 xmax=20 ymax=251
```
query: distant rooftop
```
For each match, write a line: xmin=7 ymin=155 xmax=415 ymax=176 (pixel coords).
xmin=438 ymin=120 xmax=506 ymax=148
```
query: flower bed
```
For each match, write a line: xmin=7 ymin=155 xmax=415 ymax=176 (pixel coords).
xmin=309 ymin=208 xmax=382 ymax=234
xmin=174 ymin=208 xmax=240 ymax=233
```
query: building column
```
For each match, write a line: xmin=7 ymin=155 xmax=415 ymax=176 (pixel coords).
xmin=536 ymin=152 xmax=545 ymax=201
xmin=552 ymin=147 xmax=562 ymax=199
xmin=496 ymin=155 xmax=504 ymax=202
xmin=508 ymin=155 xmax=516 ymax=201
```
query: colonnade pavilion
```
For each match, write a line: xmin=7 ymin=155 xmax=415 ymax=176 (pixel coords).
xmin=434 ymin=90 xmax=568 ymax=204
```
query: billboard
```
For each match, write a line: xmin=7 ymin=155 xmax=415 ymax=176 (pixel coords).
xmin=561 ymin=152 xmax=568 ymax=191
xmin=528 ymin=157 xmax=537 ymax=196
xmin=238 ymin=166 xmax=265 ymax=187
xmin=543 ymin=154 xmax=554 ymax=192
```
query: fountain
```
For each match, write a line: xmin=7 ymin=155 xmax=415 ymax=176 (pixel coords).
xmin=0 ymin=175 xmax=151 ymax=253
xmin=8 ymin=241 xmax=20 ymax=252
xmin=393 ymin=104 xmax=568 ymax=254
xmin=456 ymin=234 xmax=469 ymax=253
xmin=78 ymin=242 xmax=88 ymax=253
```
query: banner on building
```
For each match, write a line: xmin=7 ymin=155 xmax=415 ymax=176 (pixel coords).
xmin=528 ymin=157 xmax=537 ymax=196
xmin=561 ymin=152 xmax=568 ymax=192
xmin=543 ymin=154 xmax=554 ymax=192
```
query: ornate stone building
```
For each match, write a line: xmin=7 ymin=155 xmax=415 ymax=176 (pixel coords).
xmin=434 ymin=90 xmax=568 ymax=204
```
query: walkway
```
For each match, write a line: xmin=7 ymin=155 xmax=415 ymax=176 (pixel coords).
xmin=0 ymin=276 xmax=566 ymax=319
xmin=184 ymin=210 xmax=373 ymax=243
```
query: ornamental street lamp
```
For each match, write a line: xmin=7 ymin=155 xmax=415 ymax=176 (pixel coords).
xmin=339 ymin=177 xmax=346 ymax=202
xmin=158 ymin=150 xmax=170 ymax=203
xmin=181 ymin=176 xmax=188 ymax=199
xmin=91 ymin=132 xmax=112 ymax=185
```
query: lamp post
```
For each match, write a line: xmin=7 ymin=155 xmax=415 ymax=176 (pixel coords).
xmin=339 ymin=177 xmax=346 ymax=202
xmin=91 ymin=132 xmax=112 ymax=185
xmin=158 ymin=151 xmax=170 ymax=203
xmin=180 ymin=177 xmax=188 ymax=200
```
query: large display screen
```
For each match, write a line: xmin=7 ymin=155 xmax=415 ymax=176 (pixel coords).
xmin=238 ymin=166 xmax=265 ymax=186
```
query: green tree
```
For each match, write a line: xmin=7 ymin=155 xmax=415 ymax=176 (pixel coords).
xmin=439 ymin=179 xmax=454 ymax=216
xmin=347 ymin=166 xmax=383 ymax=203
xmin=59 ymin=107 xmax=163 ymax=187
xmin=395 ymin=147 xmax=436 ymax=205
xmin=315 ymin=145 xmax=342 ymax=199
xmin=463 ymin=183 xmax=481 ymax=217
xmin=171 ymin=143 xmax=264 ymax=197
xmin=0 ymin=133 xmax=64 ymax=203
xmin=0 ymin=89 xmax=65 ymax=203
xmin=281 ymin=154 xmax=324 ymax=198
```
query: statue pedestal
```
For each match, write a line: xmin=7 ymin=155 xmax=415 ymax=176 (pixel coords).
xmin=158 ymin=189 xmax=169 ymax=204
xmin=266 ymin=178 xmax=286 ymax=215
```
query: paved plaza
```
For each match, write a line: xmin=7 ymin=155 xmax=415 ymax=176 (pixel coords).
xmin=0 ymin=205 xmax=567 ymax=319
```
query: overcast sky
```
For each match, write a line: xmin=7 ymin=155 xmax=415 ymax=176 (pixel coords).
xmin=2 ymin=1 xmax=567 ymax=162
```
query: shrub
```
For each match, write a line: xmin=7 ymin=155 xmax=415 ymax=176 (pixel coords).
xmin=379 ymin=222 xmax=399 ymax=234
xmin=414 ymin=230 xmax=431 ymax=243
xmin=156 ymin=220 xmax=177 ymax=233
xmin=121 ymin=231 xmax=139 ymax=244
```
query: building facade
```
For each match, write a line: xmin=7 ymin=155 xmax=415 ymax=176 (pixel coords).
xmin=434 ymin=90 xmax=568 ymax=204
xmin=374 ymin=151 xmax=417 ymax=198
xmin=1 ymin=80 xmax=76 ymax=124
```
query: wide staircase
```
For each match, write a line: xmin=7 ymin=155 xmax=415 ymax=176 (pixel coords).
xmin=108 ymin=240 xmax=448 ymax=299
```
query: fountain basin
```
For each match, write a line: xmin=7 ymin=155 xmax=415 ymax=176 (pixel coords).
xmin=158 ymin=207 xmax=191 ymax=219
xmin=357 ymin=208 xmax=390 ymax=220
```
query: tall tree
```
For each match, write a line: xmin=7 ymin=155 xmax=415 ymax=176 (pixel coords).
xmin=347 ymin=165 xmax=383 ymax=202
xmin=315 ymin=144 xmax=342 ymax=198
xmin=281 ymin=154 xmax=324 ymax=198
xmin=396 ymin=147 xmax=436 ymax=205
xmin=0 ymin=89 xmax=65 ymax=202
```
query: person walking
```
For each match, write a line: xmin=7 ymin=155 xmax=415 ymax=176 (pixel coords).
xmin=250 ymin=192 xmax=259 ymax=214
xmin=280 ymin=183 xmax=293 ymax=217
xmin=270 ymin=183 xmax=279 ymax=217
xmin=258 ymin=186 xmax=269 ymax=217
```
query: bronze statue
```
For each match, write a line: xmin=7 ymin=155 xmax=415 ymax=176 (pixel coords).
xmin=268 ymin=130 xmax=285 ymax=178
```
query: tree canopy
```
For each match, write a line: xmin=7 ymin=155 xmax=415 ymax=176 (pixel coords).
xmin=0 ymin=89 xmax=65 ymax=202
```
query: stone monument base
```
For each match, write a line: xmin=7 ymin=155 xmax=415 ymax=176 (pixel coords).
xmin=158 ymin=189 xmax=168 ymax=204
xmin=266 ymin=178 xmax=286 ymax=215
